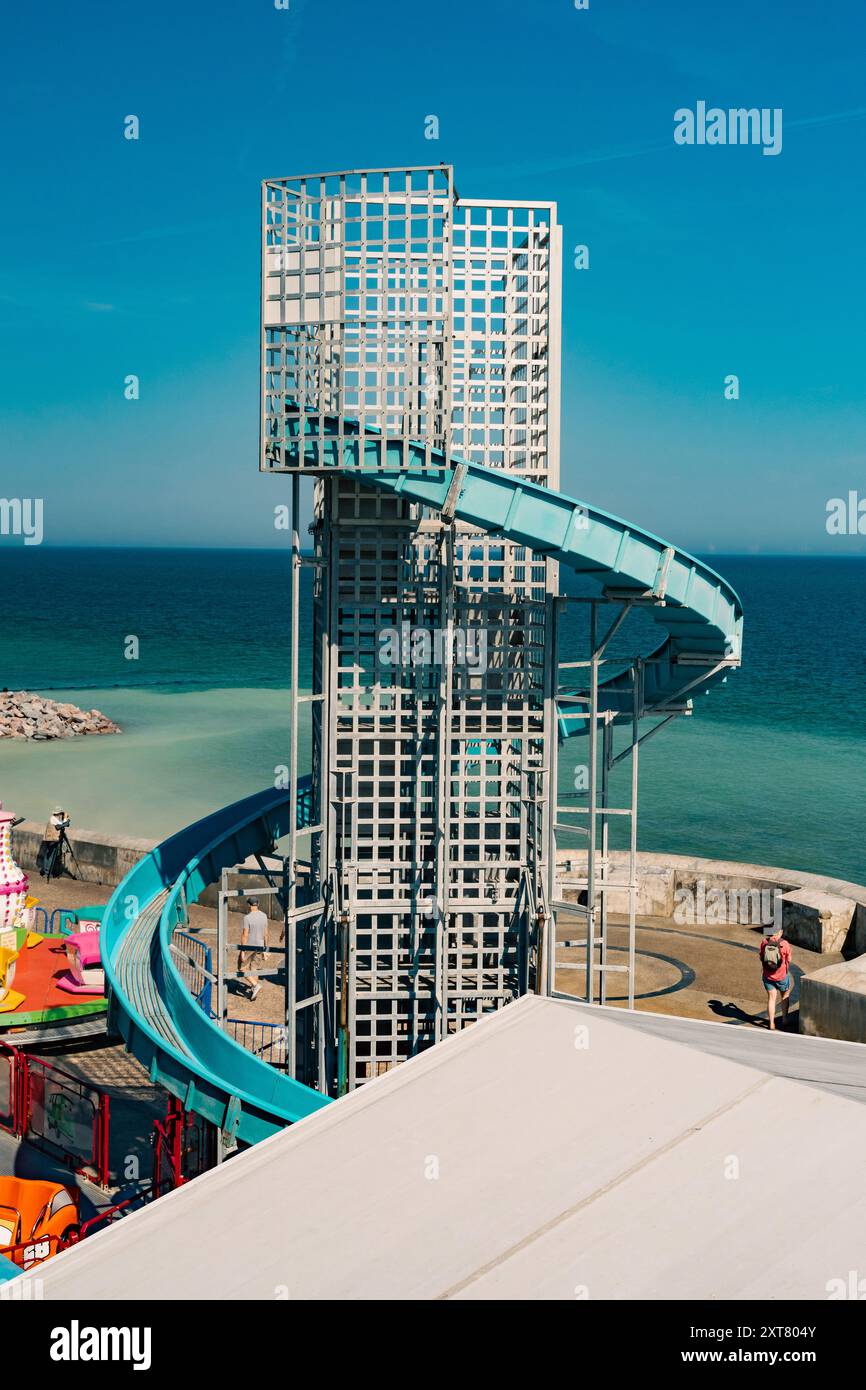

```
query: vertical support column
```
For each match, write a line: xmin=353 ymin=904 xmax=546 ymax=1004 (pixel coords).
xmin=323 ymin=483 xmax=341 ymax=1091
xmin=546 ymin=594 xmax=561 ymax=995
xmin=411 ymin=623 xmax=424 ymax=1056
xmin=316 ymin=487 xmax=333 ymax=1093
xmin=434 ymin=522 xmax=455 ymax=1042
xmin=96 ymin=1092 xmax=111 ymax=1189
xmin=628 ymin=662 xmax=641 ymax=1010
xmin=286 ymin=473 xmax=300 ymax=1079
xmin=599 ymin=716 xmax=613 ymax=1006
xmin=286 ymin=907 xmax=297 ymax=1082
xmin=346 ymin=867 xmax=357 ymax=1088
xmin=316 ymin=884 xmax=328 ymax=1093
xmin=585 ymin=602 xmax=599 ymax=1005
xmin=217 ymin=871 xmax=228 ymax=1032
xmin=288 ymin=473 xmax=300 ymax=919
xmin=337 ymin=905 xmax=349 ymax=1096
xmin=323 ymin=486 xmax=340 ymax=891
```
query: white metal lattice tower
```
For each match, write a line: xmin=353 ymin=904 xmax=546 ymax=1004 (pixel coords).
xmin=262 ymin=164 xmax=563 ymax=1090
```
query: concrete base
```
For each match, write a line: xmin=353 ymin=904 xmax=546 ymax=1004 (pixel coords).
xmin=781 ymin=886 xmax=856 ymax=954
xmin=800 ymin=955 xmax=866 ymax=1044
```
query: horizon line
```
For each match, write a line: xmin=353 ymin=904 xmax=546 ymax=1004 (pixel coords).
xmin=1 ymin=544 xmax=864 ymax=559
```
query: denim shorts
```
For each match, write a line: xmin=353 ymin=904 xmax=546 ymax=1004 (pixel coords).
xmin=762 ymin=973 xmax=792 ymax=993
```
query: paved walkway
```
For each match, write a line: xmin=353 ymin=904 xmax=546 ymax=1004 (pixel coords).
xmin=555 ymin=910 xmax=843 ymax=1031
xmin=21 ymin=871 xmax=108 ymax=919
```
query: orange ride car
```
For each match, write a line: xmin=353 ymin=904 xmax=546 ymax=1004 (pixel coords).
xmin=0 ymin=1177 xmax=80 ymax=1268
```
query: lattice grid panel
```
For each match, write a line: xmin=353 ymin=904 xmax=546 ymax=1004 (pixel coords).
xmin=294 ymin=167 xmax=561 ymax=1089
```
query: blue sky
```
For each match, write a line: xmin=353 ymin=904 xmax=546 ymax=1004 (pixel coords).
xmin=1 ymin=0 xmax=864 ymax=552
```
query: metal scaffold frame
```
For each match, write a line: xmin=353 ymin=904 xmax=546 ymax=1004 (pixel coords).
xmin=240 ymin=159 xmax=739 ymax=1097
xmin=258 ymin=163 xmax=564 ymax=1091
xmin=549 ymin=584 xmax=721 ymax=1008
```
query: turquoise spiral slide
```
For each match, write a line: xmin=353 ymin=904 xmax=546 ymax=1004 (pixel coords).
xmin=103 ymin=427 xmax=743 ymax=1143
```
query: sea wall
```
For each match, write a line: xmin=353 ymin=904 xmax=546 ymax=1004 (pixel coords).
xmin=12 ymin=820 xmax=153 ymax=889
xmin=556 ymin=848 xmax=866 ymax=1042
xmin=11 ymin=821 xmax=284 ymax=918
xmin=555 ymin=849 xmax=866 ymax=957
xmin=13 ymin=821 xmax=866 ymax=946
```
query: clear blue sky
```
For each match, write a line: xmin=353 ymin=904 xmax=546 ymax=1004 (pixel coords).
xmin=2 ymin=0 xmax=864 ymax=552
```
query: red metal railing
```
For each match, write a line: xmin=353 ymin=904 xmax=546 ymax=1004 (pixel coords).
xmin=2 ymin=1232 xmax=65 ymax=1271
xmin=0 ymin=1046 xmax=219 ymax=1279
xmin=152 ymin=1096 xmax=217 ymax=1198
xmin=0 ymin=1091 xmax=219 ymax=1278
xmin=0 ymin=1040 xmax=24 ymax=1134
xmin=77 ymin=1194 xmax=141 ymax=1240
xmin=3 ymin=1195 xmax=147 ymax=1272
xmin=0 ymin=1041 xmax=111 ymax=1188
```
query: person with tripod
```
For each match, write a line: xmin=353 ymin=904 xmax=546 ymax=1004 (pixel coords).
xmin=36 ymin=807 xmax=81 ymax=881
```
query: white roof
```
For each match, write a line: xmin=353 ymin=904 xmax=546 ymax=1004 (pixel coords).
xmin=22 ymin=995 xmax=866 ymax=1300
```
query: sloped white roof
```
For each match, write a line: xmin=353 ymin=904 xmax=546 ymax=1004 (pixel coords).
xmin=20 ymin=995 xmax=866 ymax=1300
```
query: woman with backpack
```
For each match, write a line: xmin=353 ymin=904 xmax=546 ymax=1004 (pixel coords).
xmin=760 ymin=925 xmax=793 ymax=1031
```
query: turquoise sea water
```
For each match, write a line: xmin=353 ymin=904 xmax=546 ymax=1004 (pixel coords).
xmin=0 ymin=549 xmax=864 ymax=882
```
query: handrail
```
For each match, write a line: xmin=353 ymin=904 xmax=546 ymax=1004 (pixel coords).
xmin=30 ymin=906 xmax=49 ymax=934
xmin=0 ymin=1039 xmax=25 ymax=1134
xmin=2 ymin=1233 xmax=64 ymax=1271
xmin=171 ymin=929 xmax=213 ymax=1015
xmin=49 ymin=906 xmax=104 ymax=935
xmin=76 ymin=1192 xmax=149 ymax=1242
xmin=226 ymin=1018 xmax=288 ymax=1070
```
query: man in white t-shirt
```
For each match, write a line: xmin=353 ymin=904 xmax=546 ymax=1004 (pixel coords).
xmin=239 ymin=900 xmax=269 ymax=1002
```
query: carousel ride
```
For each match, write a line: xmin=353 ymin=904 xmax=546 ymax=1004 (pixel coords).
xmin=0 ymin=805 xmax=107 ymax=1035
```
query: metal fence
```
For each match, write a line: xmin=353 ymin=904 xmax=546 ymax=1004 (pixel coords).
xmin=0 ymin=1041 xmax=23 ymax=1134
xmin=152 ymin=1097 xmax=217 ymax=1198
xmin=30 ymin=906 xmax=49 ymax=934
xmin=226 ymin=1018 xmax=288 ymax=1071
xmin=0 ymin=1043 xmax=110 ymax=1188
xmin=170 ymin=929 xmax=213 ymax=1016
xmin=49 ymin=906 xmax=102 ymax=935
xmin=2 ymin=1194 xmax=151 ymax=1273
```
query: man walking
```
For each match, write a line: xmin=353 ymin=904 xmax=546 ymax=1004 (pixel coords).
xmin=760 ymin=923 xmax=793 ymax=1031
xmin=238 ymin=898 xmax=269 ymax=1002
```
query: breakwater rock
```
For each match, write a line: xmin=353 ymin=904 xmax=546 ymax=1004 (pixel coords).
xmin=0 ymin=691 xmax=122 ymax=740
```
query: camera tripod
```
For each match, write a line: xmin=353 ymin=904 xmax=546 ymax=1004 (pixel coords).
xmin=43 ymin=826 xmax=83 ymax=882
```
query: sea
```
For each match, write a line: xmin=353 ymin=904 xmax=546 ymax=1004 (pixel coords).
xmin=1 ymin=548 xmax=864 ymax=885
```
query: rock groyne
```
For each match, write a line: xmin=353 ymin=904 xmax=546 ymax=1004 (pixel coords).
xmin=0 ymin=691 xmax=122 ymax=740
